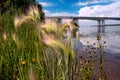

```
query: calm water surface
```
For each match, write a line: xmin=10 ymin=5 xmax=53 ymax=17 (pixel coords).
xmin=79 ymin=26 xmax=120 ymax=56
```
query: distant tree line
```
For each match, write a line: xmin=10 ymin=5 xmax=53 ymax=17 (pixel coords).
xmin=0 ymin=0 xmax=44 ymax=21
xmin=0 ymin=0 xmax=34 ymax=14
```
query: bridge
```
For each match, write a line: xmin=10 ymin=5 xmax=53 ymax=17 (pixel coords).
xmin=45 ymin=16 xmax=120 ymax=33
xmin=45 ymin=16 xmax=120 ymax=20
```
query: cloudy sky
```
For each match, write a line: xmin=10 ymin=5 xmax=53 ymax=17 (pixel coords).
xmin=36 ymin=0 xmax=120 ymax=17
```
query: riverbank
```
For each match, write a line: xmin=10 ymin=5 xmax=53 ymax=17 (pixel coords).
xmin=74 ymin=39 xmax=120 ymax=80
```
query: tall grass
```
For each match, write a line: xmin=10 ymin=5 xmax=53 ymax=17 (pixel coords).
xmin=0 ymin=5 xmax=106 ymax=80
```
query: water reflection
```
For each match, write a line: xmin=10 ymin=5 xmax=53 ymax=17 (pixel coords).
xmin=79 ymin=26 xmax=120 ymax=55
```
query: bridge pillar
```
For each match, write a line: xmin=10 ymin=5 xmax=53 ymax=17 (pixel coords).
xmin=101 ymin=20 xmax=105 ymax=33
xmin=97 ymin=19 xmax=105 ymax=33
xmin=98 ymin=20 xmax=101 ymax=33
xmin=57 ymin=18 xmax=62 ymax=24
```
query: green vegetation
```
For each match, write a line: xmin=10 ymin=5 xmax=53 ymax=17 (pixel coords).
xmin=0 ymin=1 xmax=106 ymax=80
xmin=0 ymin=0 xmax=34 ymax=14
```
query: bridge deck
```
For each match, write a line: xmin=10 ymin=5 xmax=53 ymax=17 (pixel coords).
xmin=45 ymin=16 xmax=120 ymax=20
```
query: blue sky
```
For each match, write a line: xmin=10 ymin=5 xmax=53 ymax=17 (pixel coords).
xmin=37 ymin=0 xmax=80 ymax=14
xmin=36 ymin=0 xmax=120 ymax=17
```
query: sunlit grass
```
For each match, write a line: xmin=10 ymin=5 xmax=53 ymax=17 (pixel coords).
xmin=0 ymin=4 xmax=106 ymax=80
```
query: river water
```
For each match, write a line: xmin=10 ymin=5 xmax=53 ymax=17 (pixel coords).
xmin=79 ymin=25 xmax=120 ymax=56
xmin=73 ymin=20 xmax=120 ymax=80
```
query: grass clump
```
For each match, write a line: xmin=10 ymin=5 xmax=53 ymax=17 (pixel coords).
xmin=0 ymin=4 xmax=106 ymax=80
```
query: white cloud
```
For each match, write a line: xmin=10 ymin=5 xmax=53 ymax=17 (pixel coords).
xmin=77 ymin=2 xmax=89 ymax=6
xmin=78 ymin=1 xmax=120 ymax=17
xmin=43 ymin=10 xmax=50 ymax=13
xmin=38 ymin=2 xmax=52 ymax=7
xmin=77 ymin=0 xmax=116 ymax=6
xmin=78 ymin=1 xmax=120 ymax=26
xmin=88 ymin=0 xmax=114 ymax=4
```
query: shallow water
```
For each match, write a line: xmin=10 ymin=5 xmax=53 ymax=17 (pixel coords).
xmin=79 ymin=26 xmax=120 ymax=56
